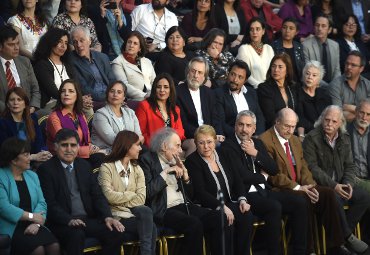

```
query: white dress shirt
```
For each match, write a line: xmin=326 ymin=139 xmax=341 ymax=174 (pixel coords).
xmin=230 ymin=85 xmax=249 ymax=113
xmin=131 ymin=4 xmax=178 ymax=49
xmin=1 ymin=56 xmax=20 ymax=86
xmin=189 ymin=88 xmax=204 ymax=126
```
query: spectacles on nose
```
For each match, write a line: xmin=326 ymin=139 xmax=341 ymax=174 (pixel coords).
xmin=344 ymin=23 xmax=357 ymax=28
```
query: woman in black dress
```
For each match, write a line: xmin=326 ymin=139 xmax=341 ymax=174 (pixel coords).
xmin=0 ymin=137 xmax=60 ymax=255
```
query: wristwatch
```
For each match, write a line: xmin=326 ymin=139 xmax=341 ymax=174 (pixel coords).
xmin=29 ymin=213 xmax=34 ymax=219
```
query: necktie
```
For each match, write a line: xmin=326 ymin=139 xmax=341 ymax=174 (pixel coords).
xmin=322 ymin=43 xmax=330 ymax=82
xmin=5 ymin=61 xmax=16 ymax=89
xmin=66 ymin=165 xmax=73 ymax=173
xmin=284 ymin=142 xmax=296 ymax=182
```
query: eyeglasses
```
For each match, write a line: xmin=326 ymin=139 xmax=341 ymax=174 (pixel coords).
xmin=344 ymin=23 xmax=357 ymax=28
xmin=197 ymin=140 xmax=215 ymax=146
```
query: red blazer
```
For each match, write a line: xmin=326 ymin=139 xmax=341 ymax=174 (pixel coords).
xmin=135 ymin=100 xmax=186 ymax=146
xmin=240 ymin=0 xmax=282 ymax=41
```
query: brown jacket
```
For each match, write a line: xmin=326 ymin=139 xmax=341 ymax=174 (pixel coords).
xmin=259 ymin=127 xmax=316 ymax=190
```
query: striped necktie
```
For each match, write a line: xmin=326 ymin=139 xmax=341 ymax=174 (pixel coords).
xmin=5 ymin=61 xmax=16 ymax=89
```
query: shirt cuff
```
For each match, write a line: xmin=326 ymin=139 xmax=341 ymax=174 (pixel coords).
xmin=238 ymin=196 xmax=248 ymax=203
xmin=293 ymin=185 xmax=300 ymax=190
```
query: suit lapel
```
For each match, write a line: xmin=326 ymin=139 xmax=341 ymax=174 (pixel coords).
xmin=0 ymin=64 xmax=7 ymax=95
xmin=199 ymin=87 xmax=209 ymax=123
xmin=312 ymin=39 xmax=321 ymax=62
xmin=270 ymin=129 xmax=295 ymax=179
xmin=182 ymin=84 xmax=198 ymax=120
xmin=55 ymin=159 xmax=72 ymax=210
xmin=224 ymin=87 xmax=238 ymax=116
xmin=106 ymin=105 xmax=122 ymax=131
xmin=14 ymin=57 xmax=26 ymax=86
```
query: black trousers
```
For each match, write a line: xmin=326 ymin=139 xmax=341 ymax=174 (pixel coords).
xmin=50 ymin=218 xmax=123 ymax=255
xmin=163 ymin=203 xmax=253 ymax=255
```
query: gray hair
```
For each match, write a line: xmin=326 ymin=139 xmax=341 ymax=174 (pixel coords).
xmin=150 ymin=128 xmax=178 ymax=153
xmin=314 ymin=105 xmax=347 ymax=133
xmin=302 ymin=60 xmax=325 ymax=82
xmin=235 ymin=110 xmax=257 ymax=125
xmin=70 ymin=25 xmax=91 ymax=41
xmin=186 ymin=56 xmax=209 ymax=81
xmin=356 ymin=98 xmax=370 ymax=111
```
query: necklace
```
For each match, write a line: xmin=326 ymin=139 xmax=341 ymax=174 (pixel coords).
xmin=251 ymin=42 xmax=264 ymax=55
xmin=158 ymin=106 xmax=170 ymax=127
xmin=18 ymin=14 xmax=44 ymax=35
xmin=49 ymin=58 xmax=65 ymax=83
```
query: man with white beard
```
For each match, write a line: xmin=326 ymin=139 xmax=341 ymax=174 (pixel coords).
xmin=176 ymin=56 xmax=223 ymax=157
xmin=348 ymin=99 xmax=370 ymax=193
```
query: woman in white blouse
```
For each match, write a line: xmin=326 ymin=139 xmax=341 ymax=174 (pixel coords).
xmin=112 ymin=31 xmax=156 ymax=101
xmin=236 ymin=17 xmax=275 ymax=89
xmin=91 ymin=81 xmax=144 ymax=154
xmin=8 ymin=0 xmax=47 ymax=59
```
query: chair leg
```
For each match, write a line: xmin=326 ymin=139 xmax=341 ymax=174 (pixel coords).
xmin=281 ymin=218 xmax=288 ymax=255
xmin=162 ymin=237 xmax=168 ymax=255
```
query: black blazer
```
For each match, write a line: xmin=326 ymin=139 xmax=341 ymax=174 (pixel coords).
xmin=257 ymin=79 xmax=297 ymax=129
xmin=184 ymin=149 xmax=246 ymax=209
xmin=37 ymin=156 xmax=112 ymax=226
xmin=347 ymin=122 xmax=370 ymax=179
xmin=333 ymin=0 xmax=370 ymax=34
xmin=33 ymin=59 xmax=76 ymax=108
xmin=176 ymin=82 xmax=217 ymax=138
xmin=139 ymin=151 xmax=193 ymax=223
xmin=220 ymin=136 xmax=277 ymax=192
xmin=213 ymin=4 xmax=246 ymax=45
xmin=215 ymin=84 xmax=265 ymax=137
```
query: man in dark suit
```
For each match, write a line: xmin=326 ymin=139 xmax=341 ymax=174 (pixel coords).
xmin=70 ymin=26 xmax=116 ymax=110
xmin=38 ymin=129 xmax=124 ymax=255
xmin=261 ymin=108 xmax=362 ymax=255
xmin=221 ymin=110 xmax=308 ymax=255
xmin=177 ymin=56 xmax=224 ymax=156
xmin=0 ymin=25 xmax=40 ymax=113
xmin=348 ymin=99 xmax=370 ymax=193
xmin=215 ymin=60 xmax=265 ymax=138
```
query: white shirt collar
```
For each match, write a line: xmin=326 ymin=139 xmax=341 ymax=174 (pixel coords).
xmin=229 ymin=85 xmax=248 ymax=95
xmin=114 ymin=160 xmax=131 ymax=175
xmin=0 ymin=56 xmax=15 ymax=67
xmin=274 ymin=126 xmax=289 ymax=147
xmin=60 ymin=160 xmax=74 ymax=170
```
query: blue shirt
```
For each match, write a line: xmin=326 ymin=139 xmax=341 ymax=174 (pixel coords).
xmin=352 ymin=0 xmax=366 ymax=34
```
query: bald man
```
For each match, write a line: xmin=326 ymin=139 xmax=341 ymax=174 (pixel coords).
xmin=260 ymin=108 xmax=355 ymax=255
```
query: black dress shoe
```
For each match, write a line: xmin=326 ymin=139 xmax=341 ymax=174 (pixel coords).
xmin=327 ymin=245 xmax=358 ymax=255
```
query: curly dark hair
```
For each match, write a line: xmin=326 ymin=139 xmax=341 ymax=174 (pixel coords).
xmin=121 ymin=31 xmax=147 ymax=58
xmin=0 ymin=137 xmax=31 ymax=168
xmin=201 ymin=28 xmax=227 ymax=51
xmin=33 ymin=28 xmax=71 ymax=63
xmin=192 ymin=0 xmax=216 ymax=29
xmin=147 ymin=73 xmax=178 ymax=121
xmin=246 ymin=17 xmax=269 ymax=44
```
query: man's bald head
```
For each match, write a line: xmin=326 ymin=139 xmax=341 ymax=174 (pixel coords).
xmin=275 ymin=108 xmax=299 ymax=140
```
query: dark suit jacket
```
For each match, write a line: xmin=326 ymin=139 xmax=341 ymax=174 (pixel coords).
xmin=215 ymin=84 xmax=265 ymax=137
xmin=139 ymin=151 xmax=193 ymax=223
xmin=259 ymin=127 xmax=316 ymax=190
xmin=184 ymin=149 xmax=246 ymax=209
xmin=213 ymin=4 xmax=246 ymax=45
xmin=37 ymin=156 xmax=112 ymax=226
xmin=333 ymin=0 xmax=370 ymax=34
xmin=257 ymin=80 xmax=297 ymax=129
xmin=347 ymin=122 xmax=370 ymax=179
xmin=70 ymin=50 xmax=115 ymax=101
xmin=220 ymin=136 xmax=277 ymax=192
xmin=33 ymin=59 xmax=76 ymax=108
xmin=176 ymin=82 xmax=217 ymax=138
xmin=0 ymin=113 xmax=45 ymax=154
xmin=0 ymin=56 xmax=40 ymax=111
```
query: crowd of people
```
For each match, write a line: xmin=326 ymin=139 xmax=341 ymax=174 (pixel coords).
xmin=2 ymin=0 xmax=370 ymax=254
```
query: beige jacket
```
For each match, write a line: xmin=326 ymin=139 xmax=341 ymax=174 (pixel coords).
xmin=98 ymin=162 xmax=146 ymax=219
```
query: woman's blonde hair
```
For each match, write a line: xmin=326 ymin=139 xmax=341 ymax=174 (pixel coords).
xmin=194 ymin=125 xmax=217 ymax=144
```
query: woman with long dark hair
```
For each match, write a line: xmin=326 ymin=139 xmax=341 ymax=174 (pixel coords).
xmin=237 ymin=17 xmax=275 ymax=89
xmin=180 ymin=0 xmax=216 ymax=49
xmin=0 ymin=87 xmax=51 ymax=163
xmin=46 ymin=79 xmax=103 ymax=167
xmin=136 ymin=73 xmax=185 ymax=146
xmin=257 ymin=53 xmax=298 ymax=128
xmin=7 ymin=0 xmax=47 ymax=58
xmin=99 ymin=130 xmax=156 ymax=255
xmin=33 ymin=28 xmax=75 ymax=108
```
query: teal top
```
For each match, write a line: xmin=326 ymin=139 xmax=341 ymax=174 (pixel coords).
xmin=0 ymin=168 xmax=47 ymax=237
